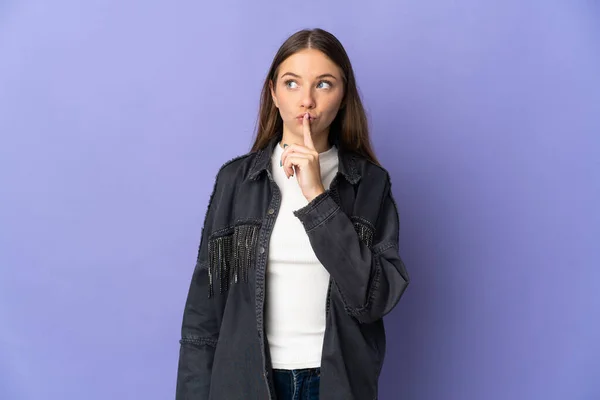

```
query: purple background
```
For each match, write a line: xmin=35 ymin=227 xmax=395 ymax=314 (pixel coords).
xmin=1 ymin=1 xmax=599 ymax=399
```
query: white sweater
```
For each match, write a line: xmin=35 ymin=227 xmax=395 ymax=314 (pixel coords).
xmin=266 ymin=141 xmax=339 ymax=369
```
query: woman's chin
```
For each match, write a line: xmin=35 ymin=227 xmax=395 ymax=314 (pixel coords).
xmin=282 ymin=121 xmax=325 ymax=140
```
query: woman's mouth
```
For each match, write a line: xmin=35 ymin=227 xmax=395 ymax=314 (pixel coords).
xmin=295 ymin=114 xmax=317 ymax=122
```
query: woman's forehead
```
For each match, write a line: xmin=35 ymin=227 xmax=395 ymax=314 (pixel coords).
xmin=277 ymin=49 xmax=342 ymax=78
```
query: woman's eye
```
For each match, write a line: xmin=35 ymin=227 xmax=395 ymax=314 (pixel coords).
xmin=317 ymin=80 xmax=332 ymax=89
xmin=285 ymin=80 xmax=298 ymax=89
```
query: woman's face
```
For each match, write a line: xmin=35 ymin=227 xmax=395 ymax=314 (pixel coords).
xmin=270 ymin=49 xmax=345 ymax=142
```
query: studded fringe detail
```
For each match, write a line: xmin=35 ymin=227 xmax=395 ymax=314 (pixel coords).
xmin=352 ymin=220 xmax=374 ymax=249
xmin=207 ymin=224 xmax=260 ymax=298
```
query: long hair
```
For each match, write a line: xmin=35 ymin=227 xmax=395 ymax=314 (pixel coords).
xmin=250 ymin=28 xmax=380 ymax=166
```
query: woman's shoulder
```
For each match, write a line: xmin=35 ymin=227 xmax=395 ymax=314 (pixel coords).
xmin=212 ymin=149 xmax=259 ymax=186
xmin=352 ymin=152 xmax=392 ymax=187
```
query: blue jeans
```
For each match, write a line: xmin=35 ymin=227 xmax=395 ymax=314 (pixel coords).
xmin=272 ymin=367 xmax=320 ymax=400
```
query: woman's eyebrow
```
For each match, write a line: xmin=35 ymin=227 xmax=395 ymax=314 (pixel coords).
xmin=280 ymin=72 xmax=338 ymax=80
xmin=316 ymin=73 xmax=338 ymax=80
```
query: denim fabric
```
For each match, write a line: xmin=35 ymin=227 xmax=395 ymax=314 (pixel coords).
xmin=273 ymin=368 xmax=321 ymax=400
xmin=176 ymin=133 xmax=410 ymax=400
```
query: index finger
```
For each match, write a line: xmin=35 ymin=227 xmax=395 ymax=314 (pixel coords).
xmin=303 ymin=112 xmax=315 ymax=150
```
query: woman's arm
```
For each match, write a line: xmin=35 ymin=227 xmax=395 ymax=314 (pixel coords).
xmin=294 ymin=174 xmax=409 ymax=324
xmin=175 ymin=172 xmax=224 ymax=399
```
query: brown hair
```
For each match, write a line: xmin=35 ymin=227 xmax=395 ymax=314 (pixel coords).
xmin=250 ymin=28 xmax=380 ymax=165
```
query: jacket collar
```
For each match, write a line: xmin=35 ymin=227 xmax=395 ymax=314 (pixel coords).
xmin=248 ymin=133 xmax=361 ymax=184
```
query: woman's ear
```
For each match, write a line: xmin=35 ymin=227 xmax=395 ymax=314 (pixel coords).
xmin=269 ymin=80 xmax=279 ymax=108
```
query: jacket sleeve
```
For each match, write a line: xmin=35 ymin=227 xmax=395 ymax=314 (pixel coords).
xmin=176 ymin=172 xmax=224 ymax=399
xmin=293 ymin=174 xmax=409 ymax=324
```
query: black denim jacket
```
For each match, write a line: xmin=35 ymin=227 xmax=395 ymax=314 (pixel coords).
xmin=176 ymin=134 xmax=409 ymax=400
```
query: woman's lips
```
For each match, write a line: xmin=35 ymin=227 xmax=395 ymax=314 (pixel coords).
xmin=296 ymin=117 xmax=317 ymax=124
xmin=295 ymin=114 xmax=317 ymax=122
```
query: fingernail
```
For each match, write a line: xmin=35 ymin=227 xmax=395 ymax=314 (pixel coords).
xmin=304 ymin=113 xmax=309 ymax=120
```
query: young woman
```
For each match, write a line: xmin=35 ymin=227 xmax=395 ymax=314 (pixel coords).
xmin=176 ymin=28 xmax=409 ymax=400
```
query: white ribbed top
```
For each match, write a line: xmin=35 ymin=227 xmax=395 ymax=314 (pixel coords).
xmin=265 ymin=141 xmax=339 ymax=369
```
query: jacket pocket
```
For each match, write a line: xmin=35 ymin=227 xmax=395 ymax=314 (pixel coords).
xmin=205 ymin=220 xmax=261 ymax=297
xmin=351 ymin=216 xmax=375 ymax=249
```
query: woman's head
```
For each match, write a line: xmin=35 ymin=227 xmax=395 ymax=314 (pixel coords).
xmin=251 ymin=28 xmax=379 ymax=165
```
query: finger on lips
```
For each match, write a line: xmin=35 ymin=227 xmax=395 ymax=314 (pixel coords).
xmin=279 ymin=112 xmax=316 ymax=178
xmin=303 ymin=112 xmax=315 ymax=149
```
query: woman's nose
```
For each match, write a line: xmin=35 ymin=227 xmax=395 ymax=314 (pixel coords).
xmin=301 ymin=87 xmax=315 ymax=109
